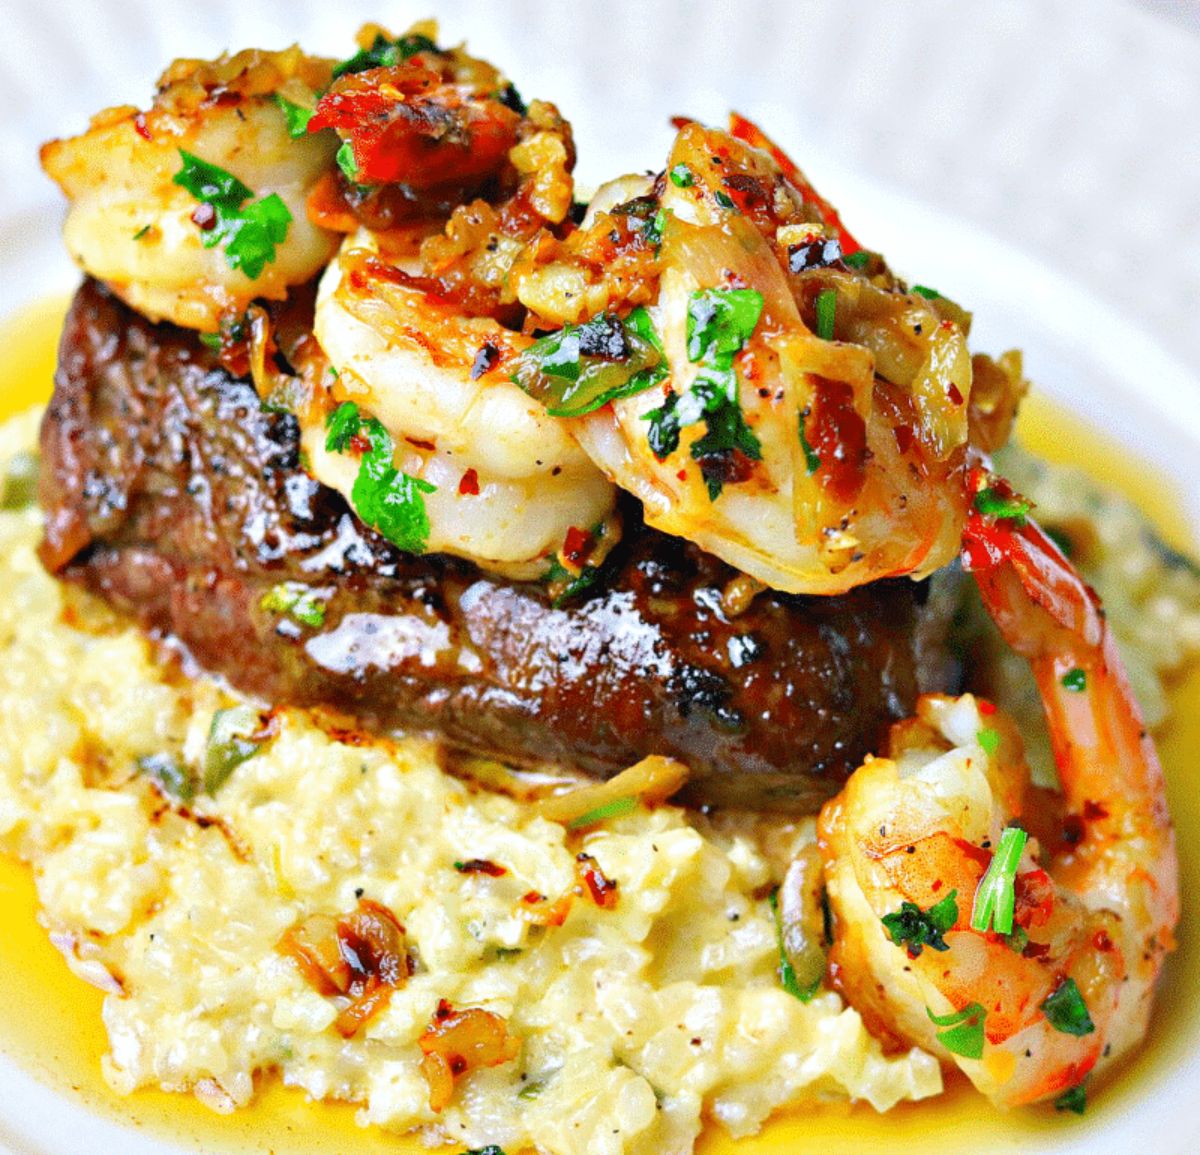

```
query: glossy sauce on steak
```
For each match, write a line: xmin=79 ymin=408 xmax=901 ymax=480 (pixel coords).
xmin=38 ymin=280 xmax=959 ymax=811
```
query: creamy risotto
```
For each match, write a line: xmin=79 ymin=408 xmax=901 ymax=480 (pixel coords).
xmin=0 ymin=410 xmax=942 ymax=1153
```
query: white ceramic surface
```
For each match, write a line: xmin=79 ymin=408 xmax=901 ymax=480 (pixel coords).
xmin=0 ymin=1 xmax=1198 ymax=1152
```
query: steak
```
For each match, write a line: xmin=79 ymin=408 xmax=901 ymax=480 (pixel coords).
xmin=38 ymin=279 xmax=960 ymax=811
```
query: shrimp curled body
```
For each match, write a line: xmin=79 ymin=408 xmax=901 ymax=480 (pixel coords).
xmin=819 ymin=509 xmax=1178 ymax=1107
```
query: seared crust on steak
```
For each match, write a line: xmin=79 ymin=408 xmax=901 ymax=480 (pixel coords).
xmin=38 ymin=280 xmax=959 ymax=811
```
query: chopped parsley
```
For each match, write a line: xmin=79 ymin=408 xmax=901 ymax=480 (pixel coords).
xmin=137 ymin=753 xmax=195 ymax=804
xmin=324 ymin=402 xmax=436 ymax=554
xmin=203 ymin=706 xmax=261 ymax=794
xmin=459 ymin=1147 xmax=507 ymax=1155
xmin=669 ymin=163 xmax=695 ymax=188
xmin=511 ymin=307 xmax=667 ymax=417
xmin=842 ymin=250 xmax=872 ymax=270
xmin=815 ymin=288 xmax=837 ymax=341
xmin=132 ymin=224 xmax=151 ymax=241
xmin=567 ymin=796 xmax=637 ymax=829
xmin=1 ymin=451 xmax=39 ymax=510
xmin=768 ymin=889 xmax=818 ymax=1002
xmin=713 ymin=189 xmax=737 ymax=211
xmin=516 ymin=1080 xmax=545 ymax=1100
xmin=332 ymin=31 xmax=439 ymax=79
xmin=1054 ymin=1079 xmax=1088 ymax=1115
xmin=274 ymin=93 xmax=315 ymax=138
xmin=643 ymin=288 xmax=764 ymax=499
xmin=970 ymin=825 xmax=1027 ymax=936
xmin=881 ymin=890 xmax=958 ymax=956
xmin=610 ymin=196 xmax=666 ymax=250
xmin=926 ymin=1002 xmax=986 ymax=1059
xmin=336 ymin=140 xmax=361 ymax=183
xmin=199 ymin=332 xmax=222 ymax=351
xmin=1061 ymin=667 xmax=1087 ymax=692
xmin=174 ymin=151 xmax=291 ymax=280
xmin=977 ymin=727 xmax=1000 ymax=756
xmin=260 ymin=581 xmax=329 ymax=629
xmin=1040 ymin=978 xmax=1095 ymax=1036
xmin=911 ymin=284 xmax=941 ymax=299
xmin=974 ymin=485 xmax=1032 ymax=525
xmin=798 ymin=412 xmax=821 ymax=475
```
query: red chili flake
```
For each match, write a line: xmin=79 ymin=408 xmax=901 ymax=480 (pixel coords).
xmin=191 ymin=203 xmax=217 ymax=231
xmin=947 ymin=382 xmax=965 ymax=406
xmin=133 ymin=112 xmax=152 ymax=141
xmin=806 ymin=376 xmax=867 ymax=503
xmin=677 ymin=469 xmax=689 ymax=482
xmin=1013 ymin=868 xmax=1055 ymax=928
xmin=1022 ymin=939 xmax=1052 ymax=960
xmin=575 ymin=853 xmax=619 ymax=909
xmin=349 ymin=431 xmax=373 ymax=456
xmin=978 ymin=699 xmax=997 ymax=716
xmin=520 ymin=890 xmax=545 ymax=905
xmin=406 ymin=437 xmax=436 ymax=452
xmin=1093 ymin=929 xmax=1114 ymax=952
xmin=563 ymin=526 xmax=595 ymax=566
xmin=455 ymin=858 xmax=506 ymax=877
xmin=1083 ymin=800 xmax=1109 ymax=821
xmin=458 ymin=468 xmax=480 ymax=496
xmin=893 ymin=424 xmax=914 ymax=456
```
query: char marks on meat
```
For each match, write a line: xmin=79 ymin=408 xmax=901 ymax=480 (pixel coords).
xmin=38 ymin=280 xmax=959 ymax=811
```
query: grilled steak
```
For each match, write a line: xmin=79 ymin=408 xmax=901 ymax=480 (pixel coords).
xmin=38 ymin=279 xmax=960 ymax=811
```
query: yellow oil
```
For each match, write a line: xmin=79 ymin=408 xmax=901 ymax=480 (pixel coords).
xmin=0 ymin=297 xmax=1195 ymax=1153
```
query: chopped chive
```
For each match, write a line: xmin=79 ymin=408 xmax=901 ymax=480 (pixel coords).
xmin=973 ymin=486 xmax=1031 ymax=525
xmin=714 ymin=189 xmax=737 ymax=211
xmin=199 ymin=332 xmax=222 ymax=351
xmin=798 ymin=412 xmax=821 ymax=475
xmin=912 ymin=284 xmax=941 ymax=299
xmin=842 ymin=250 xmax=872 ymax=270
xmin=970 ymin=825 xmax=1027 ymax=935
xmin=768 ymin=889 xmax=817 ymax=1002
xmin=977 ymin=727 xmax=1000 ymax=756
xmin=1061 ymin=668 xmax=1087 ymax=692
xmin=567 ymin=796 xmax=637 ymax=829
xmin=815 ymin=288 xmax=837 ymax=340
xmin=669 ymin=163 xmax=694 ymax=188
xmin=132 ymin=224 xmax=151 ymax=241
xmin=1054 ymin=1080 xmax=1088 ymax=1115
xmin=336 ymin=140 xmax=360 ymax=182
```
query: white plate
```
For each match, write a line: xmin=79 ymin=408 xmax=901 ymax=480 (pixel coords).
xmin=1 ymin=1 xmax=1198 ymax=1152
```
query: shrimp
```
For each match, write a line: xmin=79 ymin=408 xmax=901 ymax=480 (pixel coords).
xmin=40 ymin=47 xmax=340 ymax=332
xmin=818 ymin=493 xmax=1178 ymax=1108
xmin=508 ymin=117 xmax=1020 ymax=595
xmin=297 ymin=45 xmax=616 ymax=579
xmin=303 ymin=233 xmax=617 ymax=578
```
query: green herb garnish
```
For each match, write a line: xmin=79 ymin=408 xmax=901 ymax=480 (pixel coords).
xmin=798 ymin=411 xmax=821 ymax=475
xmin=881 ymin=890 xmax=958 ymax=956
xmin=332 ymin=32 xmax=439 ymax=79
xmin=977 ymin=727 xmax=1000 ymax=756
xmin=768 ymin=888 xmax=818 ymax=1002
xmin=260 ymin=581 xmax=328 ymax=628
xmin=511 ymin=307 xmax=667 ymax=417
xmin=567 ymin=796 xmax=637 ymax=829
xmin=669 ymin=163 xmax=695 ymax=188
xmin=137 ymin=753 xmax=195 ymax=804
xmin=132 ymin=224 xmax=151 ymax=241
xmin=1061 ymin=668 xmax=1087 ymax=692
xmin=970 ymin=825 xmax=1027 ymax=936
xmin=199 ymin=332 xmax=222 ymax=351
xmin=336 ymin=140 xmax=361 ymax=183
xmin=912 ymin=284 xmax=941 ymax=299
xmin=842 ymin=250 xmax=872 ymax=270
xmin=516 ymin=1080 xmax=545 ymax=1100
xmin=204 ymin=705 xmax=262 ymax=794
xmin=324 ymin=402 xmax=436 ymax=554
xmin=686 ymin=288 xmax=763 ymax=362
xmin=1041 ymin=978 xmax=1095 ymax=1036
xmin=173 ymin=150 xmax=291 ymax=280
xmin=815 ymin=288 xmax=837 ymax=341
xmin=713 ymin=189 xmax=737 ymax=211
xmin=974 ymin=486 xmax=1032 ymax=525
xmin=1 ymin=451 xmax=39 ymax=510
xmin=274 ymin=93 xmax=315 ymax=138
xmin=926 ymin=1002 xmax=986 ymax=1059
xmin=1054 ymin=1080 xmax=1088 ymax=1115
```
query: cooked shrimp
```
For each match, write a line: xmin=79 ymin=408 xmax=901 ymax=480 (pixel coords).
xmin=818 ymin=495 xmax=1178 ymax=1108
xmin=40 ymin=47 xmax=340 ymax=331
xmin=304 ymin=232 xmax=616 ymax=578
xmin=510 ymin=117 xmax=1018 ymax=595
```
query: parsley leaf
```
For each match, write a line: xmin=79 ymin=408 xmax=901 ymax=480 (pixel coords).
xmin=926 ymin=1002 xmax=986 ymax=1059
xmin=511 ymin=307 xmax=668 ymax=417
xmin=274 ymin=94 xmax=315 ymax=138
xmin=332 ymin=32 xmax=440 ymax=79
xmin=970 ymin=825 xmax=1027 ymax=935
xmin=842 ymin=250 xmax=872 ymax=270
xmin=173 ymin=150 xmax=291 ymax=279
xmin=768 ymin=889 xmax=818 ymax=1002
xmin=1061 ymin=667 xmax=1087 ymax=692
xmin=1041 ymin=978 xmax=1095 ymax=1036
xmin=669 ymin=163 xmax=695 ymax=188
xmin=324 ymin=402 xmax=437 ymax=553
xmin=977 ymin=727 xmax=1000 ymax=756
xmin=336 ymin=140 xmax=361 ymax=183
xmin=974 ymin=485 xmax=1032 ymax=525
xmin=686 ymin=288 xmax=763 ymax=363
xmin=1054 ymin=1080 xmax=1088 ymax=1115
xmin=881 ymin=890 xmax=958 ymax=956
xmin=815 ymin=287 xmax=837 ymax=340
